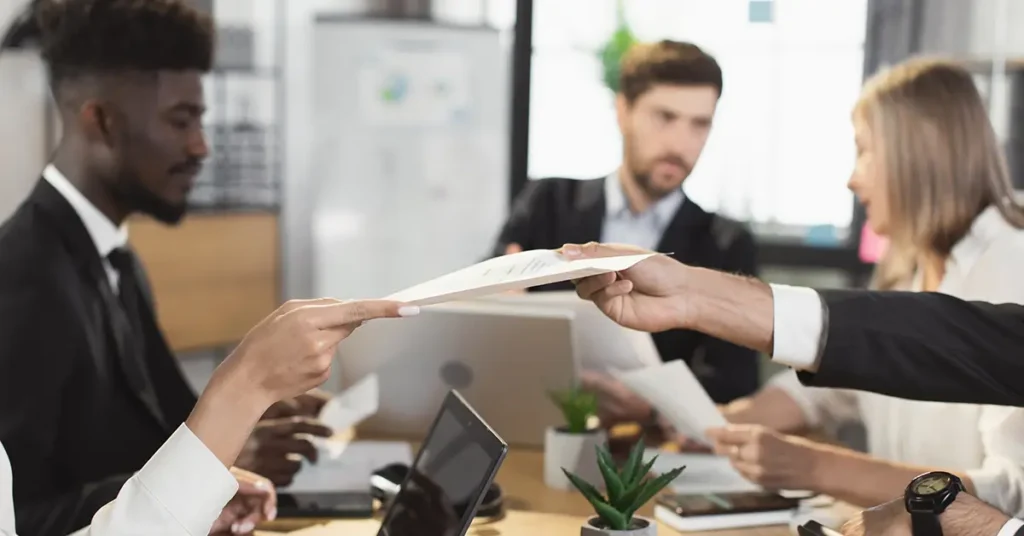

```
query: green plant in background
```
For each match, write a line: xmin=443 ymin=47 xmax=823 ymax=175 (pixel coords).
xmin=598 ymin=0 xmax=638 ymax=94
xmin=563 ymin=439 xmax=685 ymax=531
xmin=548 ymin=387 xmax=598 ymax=434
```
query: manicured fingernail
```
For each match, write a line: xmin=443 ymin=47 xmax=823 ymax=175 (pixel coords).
xmin=231 ymin=523 xmax=240 ymax=533
xmin=562 ymin=244 xmax=581 ymax=257
xmin=398 ymin=306 xmax=420 ymax=317
xmin=268 ymin=507 xmax=278 ymax=521
xmin=254 ymin=480 xmax=267 ymax=490
xmin=238 ymin=521 xmax=255 ymax=533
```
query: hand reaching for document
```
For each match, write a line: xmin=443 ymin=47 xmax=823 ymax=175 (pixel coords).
xmin=563 ymin=242 xmax=693 ymax=333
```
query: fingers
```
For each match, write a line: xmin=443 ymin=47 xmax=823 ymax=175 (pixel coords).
xmin=706 ymin=425 xmax=754 ymax=447
xmin=561 ymin=241 xmax=651 ymax=259
xmin=301 ymin=299 xmax=420 ymax=330
xmin=574 ymin=272 xmax=620 ymax=299
xmin=504 ymin=242 xmax=523 ymax=255
xmin=268 ymin=417 xmax=334 ymax=438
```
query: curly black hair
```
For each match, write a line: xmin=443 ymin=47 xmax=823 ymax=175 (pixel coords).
xmin=37 ymin=0 xmax=213 ymax=86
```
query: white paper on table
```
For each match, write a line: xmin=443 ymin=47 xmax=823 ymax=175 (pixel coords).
xmin=280 ymin=440 xmax=414 ymax=493
xmin=612 ymin=360 xmax=726 ymax=445
xmin=385 ymin=249 xmax=655 ymax=306
xmin=318 ymin=374 xmax=380 ymax=432
xmin=644 ymin=450 xmax=760 ymax=494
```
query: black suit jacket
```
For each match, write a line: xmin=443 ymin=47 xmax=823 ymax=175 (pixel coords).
xmin=798 ymin=289 xmax=1024 ymax=407
xmin=491 ymin=177 xmax=760 ymax=403
xmin=0 ymin=180 xmax=197 ymax=536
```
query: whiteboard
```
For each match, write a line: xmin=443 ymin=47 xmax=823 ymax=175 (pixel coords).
xmin=310 ymin=18 xmax=509 ymax=300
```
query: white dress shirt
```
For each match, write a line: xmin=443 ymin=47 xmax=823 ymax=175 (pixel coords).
xmin=769 ymin=206 xmax=1024 ymax=528
xmin=600 ymin=170 xmax=685 ymax=251
xmin=1 ymin=425 xmax=237 ymax=536
xmin=42 ymin=164 xmax=129 ymax=291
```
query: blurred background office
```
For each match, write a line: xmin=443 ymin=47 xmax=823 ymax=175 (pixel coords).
xmin=0 ymin=0 xmax=1022 ymax=393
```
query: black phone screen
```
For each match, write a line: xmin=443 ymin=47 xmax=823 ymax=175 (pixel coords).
xmin=657 ymin=492 xmax=799 ymax=517
xmin=277 ymin=491 xmax=374 ymax=518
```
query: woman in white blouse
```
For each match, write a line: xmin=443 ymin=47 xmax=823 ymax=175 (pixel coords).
xmin=0 ymin=298 xmax=417 ymax=536
xmin=702 ymin=57 xmax=1024 ymax=515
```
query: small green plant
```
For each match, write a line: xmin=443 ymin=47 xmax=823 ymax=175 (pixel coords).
xmin=548 ymin=387 xmax=598 ymax=434
xmin=598 ymin=0 xmax=637 ymax=94
xmin=562 ymin=439 xmax=685 ymax=531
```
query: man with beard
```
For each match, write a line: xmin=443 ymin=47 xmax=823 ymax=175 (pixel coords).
xmin=0 ymin=1 xmax=332 ymax=535
xmin=491 ymin=40 xmax=759 ymax=420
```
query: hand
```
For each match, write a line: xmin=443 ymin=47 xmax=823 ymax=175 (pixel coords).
xmin=842 ymin=493 xmax=1011 ymax=536
xmin=707 ymin=424 xmax=822 ymax=490
xmin=579 ymin=370 xmax=654 ymax=426
xmin=214 ymin=298 xmax=418 ymax=413
xmin=563 ymin=242 xmax=693 ymax=333
xmin=209 ymin=468 xmax=276 ymax=535
xmin=234 ymin=416 xmax=333 ymax=486
xmin=263 ymin=390 xmax=332 ymax=419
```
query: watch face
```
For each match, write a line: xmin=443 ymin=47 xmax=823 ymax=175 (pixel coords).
xmin=912 ymin=473 xmax=952 ymax=496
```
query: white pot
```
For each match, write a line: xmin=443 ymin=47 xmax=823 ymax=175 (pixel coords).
xmin=543 ymin=426 xmax=608 ymax=490
xmin=580 ymin=516 xmax=657 ymax=536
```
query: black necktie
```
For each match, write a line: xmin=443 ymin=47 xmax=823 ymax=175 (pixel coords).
xmin=107 ymin=247 xmax=163 ymax=421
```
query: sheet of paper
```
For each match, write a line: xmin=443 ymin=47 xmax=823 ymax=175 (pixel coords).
xmin=280 ymin=440 xmax=414 ymax=493
xmin=644 ymin=450 xmax=760 ymax=494
xmin=385 ymin=249 xmax=655 ymax=306
xmin=319 ymin=374 xmax=380 ymax=432
xmin=613 ymin=360 xmax=726 ymax=445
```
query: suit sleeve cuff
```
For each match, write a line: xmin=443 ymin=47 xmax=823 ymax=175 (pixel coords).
xmin=996 ymin=517 xmax=1024 ymax=536
xmin=135 ymin=424 xmax=238 ymax=535
xmin=769 ymin=284 xmax=826 ymax=371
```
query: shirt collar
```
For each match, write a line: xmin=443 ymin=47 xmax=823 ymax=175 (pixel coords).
xmin=43 ymin=164 xmax=128 ymax=258
xmin=947 ymin=204 xmax=1018 ymax=275
xmin=604 ymin=169 xmax=685 ymax=224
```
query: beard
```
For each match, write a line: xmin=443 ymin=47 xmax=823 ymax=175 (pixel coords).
xmin=624 ymin=136 xmax=692 ymax=201
xmin=111 ymin=171 xmax=188 ymax=225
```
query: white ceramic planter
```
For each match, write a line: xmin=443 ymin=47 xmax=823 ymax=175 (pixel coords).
xmin=543 ymin=426 xmax=608 ymax=490
xmin=580 ymin=516 xmax=657 ymax=536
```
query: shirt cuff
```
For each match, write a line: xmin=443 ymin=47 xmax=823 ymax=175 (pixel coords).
xmin=135 ymin=424 xmax=238 ymax=535
xmin=996 ymin=517 xmax=1024 ymax=536
xmin=768 ymin=284 xmax=826 ymax=371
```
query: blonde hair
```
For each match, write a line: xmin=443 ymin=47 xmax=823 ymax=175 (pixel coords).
xmin=856 ymin=57 xmax=1024 ymax=289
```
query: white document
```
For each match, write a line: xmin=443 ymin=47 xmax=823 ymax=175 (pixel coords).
xmin=479 ymin=291 xmax=661 ymax=371
xmin=319 ymin=374 xmax=380 ymax=432
xmin=281 ymin=440 xmax=414 ymax=493
xmin=385 ymin=249 xmax=655 ymax=306
xmin=645 ymin=450 xmax=760 ymax=494
xmin=613 ymin=360 xmax=726 ymax=445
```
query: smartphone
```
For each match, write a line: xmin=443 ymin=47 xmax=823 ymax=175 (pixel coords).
xmin=656 ymin=492 xmax=799 ymax=517
xmin=276 ymin=491 xmax=375 ymax=518
xmin=798 ymin=520 xmax=844 ymax=536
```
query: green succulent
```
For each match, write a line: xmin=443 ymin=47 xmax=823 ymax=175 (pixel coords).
xmin=548 ymin=387 xmax=598 ymax=434
xmin=598 ymin=0 xmax=637 ymax=94
xmin=562 ymin=439 xmax=685 ymax=531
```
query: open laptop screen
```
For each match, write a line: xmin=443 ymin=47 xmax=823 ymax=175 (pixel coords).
xmin=378 ymin=390 xmax=508 ymax=536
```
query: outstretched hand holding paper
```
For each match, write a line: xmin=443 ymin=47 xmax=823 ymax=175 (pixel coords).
xmin=386 ymin=248 xmax=655 ymax=306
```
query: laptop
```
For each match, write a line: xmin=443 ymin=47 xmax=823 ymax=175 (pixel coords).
xmin=377 ymin=390 xmax=508 ymax=536
xmin=339 ymin=301 xmax=579 ymax=447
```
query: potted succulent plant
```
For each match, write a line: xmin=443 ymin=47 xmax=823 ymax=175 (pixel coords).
xmin=544 ymin=387 xmax=606 ymax=490
xmin=563 ymin=439 xmax=685 ymax=535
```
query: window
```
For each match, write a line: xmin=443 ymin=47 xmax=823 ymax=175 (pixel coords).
xmin=528 ymin=0 xmax=868 ymax=234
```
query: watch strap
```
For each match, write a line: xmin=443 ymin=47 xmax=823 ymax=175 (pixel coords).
xmin=911 ymin=511 xmax=943 ymax=536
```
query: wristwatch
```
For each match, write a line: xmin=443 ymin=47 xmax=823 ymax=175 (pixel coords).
xmin=904 ymin=471 xmax=965 ymax=536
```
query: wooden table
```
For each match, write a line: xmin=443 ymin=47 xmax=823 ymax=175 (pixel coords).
xmin=258 ymin=445 xmax=791 ymax=536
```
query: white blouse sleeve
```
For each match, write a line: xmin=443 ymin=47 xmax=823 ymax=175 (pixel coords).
xmin=766 ymin=368 xmax=861 ymax=434
xmin=70 ymin=425 xmax=237 ymax=536
xmin=0 ymin=440 xmax=15 ymax=536
xmin=968 ymin=407 xmax=1024 ymax=517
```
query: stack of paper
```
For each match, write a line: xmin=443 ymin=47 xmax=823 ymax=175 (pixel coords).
xmin=385 ymin=249 xmax=654 ymax=306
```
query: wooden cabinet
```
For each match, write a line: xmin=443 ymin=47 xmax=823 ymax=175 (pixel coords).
xmin=129 ymin=212 xmax=280 ymax=352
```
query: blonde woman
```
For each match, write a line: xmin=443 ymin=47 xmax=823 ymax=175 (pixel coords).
xmin=692 ymin=57 xmax=1024 ymax=515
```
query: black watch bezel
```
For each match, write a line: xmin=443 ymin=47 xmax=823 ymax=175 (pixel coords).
xmin=905 ymin=472 xmax=965 ymax=536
